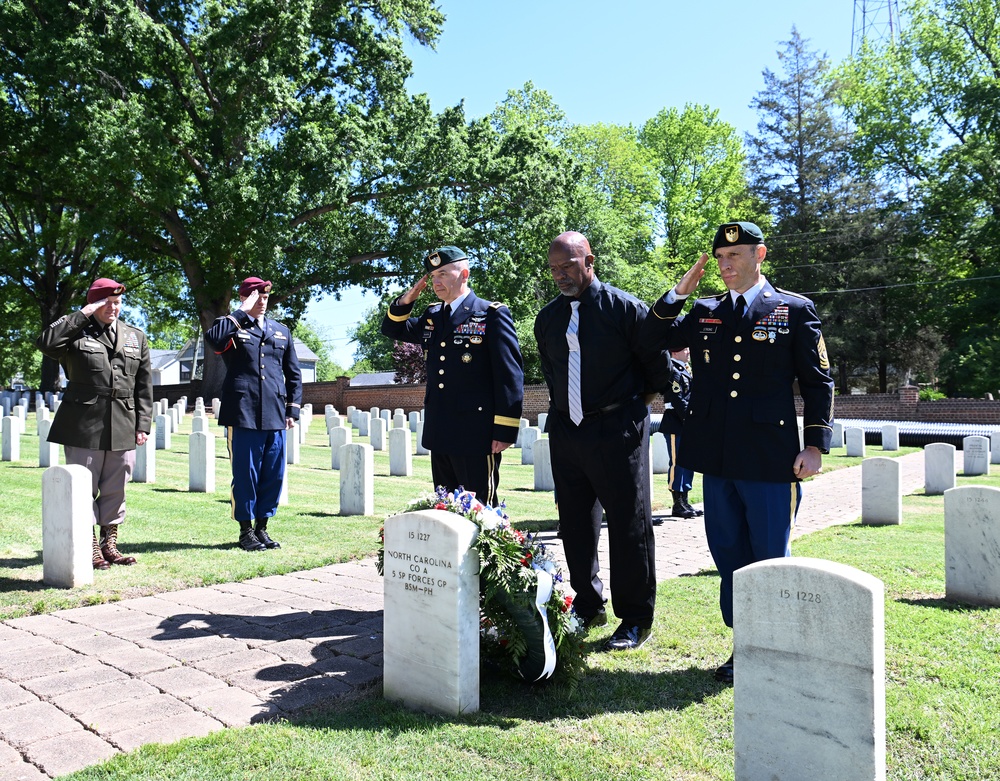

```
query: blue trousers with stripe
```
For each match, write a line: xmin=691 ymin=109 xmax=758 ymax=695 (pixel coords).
xmin=228 ymin=427 xmax=286 ymax=523
xmin=702 ymin=474 xmax=802 ymax=627
xmin=664 ymin=431 xmax=694 ymax=492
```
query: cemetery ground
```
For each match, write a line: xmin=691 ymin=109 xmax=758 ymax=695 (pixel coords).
xmin=4 ymin=415 xmax=996 ymax=779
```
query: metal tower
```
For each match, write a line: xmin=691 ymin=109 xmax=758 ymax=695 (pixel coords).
xmin=852 ymin=0 xmax=902 ymax=55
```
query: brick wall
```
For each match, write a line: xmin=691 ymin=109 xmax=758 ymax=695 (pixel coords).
xmin=158 ymin=381 xmax=1000 ymax=424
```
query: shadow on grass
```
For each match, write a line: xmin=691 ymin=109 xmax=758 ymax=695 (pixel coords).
xmin=897 ymin=595 xmax=997 ymax=612
xmin=0 ymin=576 xmax=50 ymax=592
xmin=0 ymin=550 xmax=43 ymax=569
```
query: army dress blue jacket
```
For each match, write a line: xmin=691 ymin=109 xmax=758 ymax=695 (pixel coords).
xmin=642 ymin=279 xmax=834 ymax=483
xmin=381 ymin=289 xmax=524 ymax=456
xmin=205 ymin=310 xmax=302 ymax=431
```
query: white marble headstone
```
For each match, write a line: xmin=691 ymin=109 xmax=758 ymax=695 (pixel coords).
xmin=881 ymin=424 xmax=899 ymax=451
xmin=369 ymin=406 xmax=380 ymax=422
xmin=537 ymin=412 xmax=548 ymax=432
xmin=924 ymin=443 xmax=956 ymax=496
xmin=286 ymin=423 xmax=301 ymax=464
xmin=383 ymin=509 xmax=480 ymax=715
xmin=514 ymin=417 xmax=529 ymax=448
xmin=845 ymin=427 xmax=866 ymax=458
xmin=380 ymin=409 xmax=391 ymax=425
xmin=520 ymin=427 xmax=541 ymax=465
xmin=651 ymin=431 xmax=670 ymax=474
xmin=408 ymin=411 xmax=420 ymax=432
xmin=12 ymin=405 xmax=25 ymax=435
xmin=156 ymin=414 xmax=171 ymax=449
xmin=358 ymin=411 xmax=371 ymax=437
xmin=861 ymin=457 xmax=902 ymax=526
xmin=346 ymin=405 xmax=357 ymax=424
xmin=962 ymin=436 xmax=989 ymax=477
xmin=991 ymin=431 xmax=1000 ymax=465
xmin=330 ymin=425 xmax=352 ymax=470
xmin=191 ymin=415 xmax=207 ymax=434
xmin=189 ymin=431 xmax=216 ymax=492
xmin=370 ymin=417 xmax=387 ymax=452
xmin=393 ymin=413 xmax=406 ymax=429
xmin=2 ymin=416 xmax=20 ymax=461
xmin=388 ymin=427 xmax=412 ymax=476
xmin=134 ymin=433 xmax=156 ymax=483
xmin=533 ymin=439 xmax=554 ymax=491
xmin=212 ymin=398 xmax=221 ymax=419
xmin=828 ymin=419 xmax=842 ymax=447
xmin=415 ymin=420 xmax=430 ymax=455
xmin=42 ymin=464 xmax=95 ymax=588
xmin=38 ymin=419 xmax=59 ymax=468
xmin=734 ymin=557 xmax=885 ymax=781
xmin=944 ymin=485 xmax=1000 ymax=606
xmin=340 ymin=443 xmax=374 ymax=515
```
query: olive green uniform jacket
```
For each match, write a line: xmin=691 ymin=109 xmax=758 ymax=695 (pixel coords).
xmin=36 ymin=311 xmax=154 ymax=451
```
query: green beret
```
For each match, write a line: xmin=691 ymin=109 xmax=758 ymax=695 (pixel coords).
xmin=712 ymin=222 xmax=764 ymax=253
xmin=423 ymin=245 xmax=468 ymax=272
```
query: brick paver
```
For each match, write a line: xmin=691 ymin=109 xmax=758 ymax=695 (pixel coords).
xmin=0 ymin=451 xmax=954 ymax=777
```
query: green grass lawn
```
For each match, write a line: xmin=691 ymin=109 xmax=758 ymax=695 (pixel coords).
xmin=53 ymin=465 xmax=1000 ymax=781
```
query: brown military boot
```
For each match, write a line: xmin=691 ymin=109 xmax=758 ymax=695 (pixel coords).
xmin=100 ymin=524 xmax=137 ymax=565
xmin=92 ymin=530 xmax=111 ymax=570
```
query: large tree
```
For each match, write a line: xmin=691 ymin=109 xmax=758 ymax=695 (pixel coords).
xmin=2 ymin=0 xmax=563 ymax=397
xmin=749 ymin=29 xmax=933 ymax=393
xmin=839 ymin=0 xmax=1000 ymax=395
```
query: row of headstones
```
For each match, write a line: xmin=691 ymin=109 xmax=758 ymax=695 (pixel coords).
xmin=839 ymin=422 xmax=1000 ymax=471
xmin=382 ymin=507 xmax=888 ymax=779
xmin=861 ymin=447 xmax=1000 ymax=605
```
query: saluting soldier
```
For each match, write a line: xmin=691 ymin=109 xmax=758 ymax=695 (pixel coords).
xmin=205 ymin=277 xmax=302 ymax=552
xmin=36 ymin=277 xmax=153 ymax=569
xmin=641 ymin=221 xmax=835 ymax=683
xmin=381 ymin=246 xmax=524 ymax=507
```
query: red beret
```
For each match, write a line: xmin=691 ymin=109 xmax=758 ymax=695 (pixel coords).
xmin=87 ymin=278 xmax=126 ymax=304
xmin=238 ymin=277 xmax=272 ymax=296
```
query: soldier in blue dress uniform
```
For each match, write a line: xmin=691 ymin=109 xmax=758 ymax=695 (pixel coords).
xmin=205 ymin=277 xmax=302 ymax=551
xmin=381 ymin=246 xmax=524 ymax=506
xmin=642 ymin=222 xmax=835 ymax=683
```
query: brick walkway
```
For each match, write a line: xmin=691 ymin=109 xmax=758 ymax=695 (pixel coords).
xmin=0 ymin=451 xmax=938 ymax=779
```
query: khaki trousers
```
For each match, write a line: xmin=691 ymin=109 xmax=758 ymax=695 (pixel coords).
xmin=63 ymin=446 xmax=135 ymax=527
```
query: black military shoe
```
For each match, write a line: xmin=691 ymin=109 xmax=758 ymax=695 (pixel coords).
xmin=604 ymin=623 xmax=652 ymax=651
xmin=238 ymin=530 xmax=266 ymax=552
xmin=714 ymin=654 xmax=734 ymax=684
xmin=254 ymin=526 xmax=281 ymax=549
xmin=579 ymin=608 xmax=608 ymax=631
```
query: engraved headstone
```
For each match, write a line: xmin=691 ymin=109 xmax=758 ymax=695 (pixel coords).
xmin=415 ymin=420 xmax=430 ymax=455
xmin=831 ymin=420 xmax=844 ymax=449
xmin=326 ymin=411 xmax=343 ymax=431
xmin=409 ymin=411 xmax=420 ymax=432
xmin=370 ymin=417 xmax=387 ymax=452
xmin=358 ymin=411 xmax=371 ymax=437
xmin=298 ymin=417 xmax=309 ymax=444
xmin=330 ymin=425 xmax=352 ymax=470
xmin=651 ymin=431 xmax=670 ymax=474
xmin=862 ymin=457 xmax=902 ymax=526
xmin=155 ymin=414 xmax=171 ymax=449
xmin=383 ymin=509 xmax=480 ymax=715
xmin=845 ymin=427 xmax=866 ymax=458
xmin=388 ymin=427 xmax=412 ymax=476
xmin=393 ymin=407 xmax=403 ymax=417
xmin=189 ymin=431 xmax=216 ymax=492
xmin=537 ymin=412 xmax=548 ymax=433
xmin=12 ymin=405 xmax=25 ymax=434
xmin=991 ymin=431 xmax=1000 ymax=465
xmin=734 ymin=557 xmax=885 ymax=781
xmin=520 ymin=427 xmax=541 ymax=465
xmin=881 ymin=424 xmax=899 ymax=451
xmin=153 ymin=400 xmax=162 ymax=418
xmin=42 ymin=464 xmax=95 ymax=588
xmin=962 ymin=435 xmax=989 ymax=477
xmin=191 ymin=415 xmax=207 ymax=434
xmin=944 ymin=486 xmax=1000 ymax=606
xmin=380 ymin=409 xmax=391 ymax=425
xmin=346 ymin=405 xmax=357 ymax=424
xmin=38 ymin=419 xmax=58 ymax=467
xmin=340 ymin=443 xmax=374 ymax=515
xmin=924 ymin=442 xmax=956 ymax=496
xmin=533 ymin=439 xmax=554 ymax=491
xmin=393 ymin=413 xmax=406 ymax=430
xmin=134 ymin=433 xmax=156 ymax=483
xmin=37 ymin=406 xmax=50 ymax=423
xmin=2 ymin=416 xmax=20 ymax=461
xmin=287 ymin=423 xmax=301 ymax=464
xmin=212 ymin=398 xmax=221 ymax=419
xmin=370 ymin=406 xmax=380 ymax=422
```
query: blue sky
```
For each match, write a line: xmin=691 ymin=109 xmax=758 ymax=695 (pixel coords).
xmin=306 ymin=0 xmax=866 ymax=367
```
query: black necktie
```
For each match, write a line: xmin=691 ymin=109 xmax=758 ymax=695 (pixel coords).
xmin=734 ymin=295 xmax=746 ymax=322
xmin=442 ymin=303 xmax=452 ymax=321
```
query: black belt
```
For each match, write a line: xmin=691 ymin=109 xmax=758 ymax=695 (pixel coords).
xmin=68 ymin=383 xmax=129 ymax=399
xmin=580 ymin=395 xmax=639 ymax=419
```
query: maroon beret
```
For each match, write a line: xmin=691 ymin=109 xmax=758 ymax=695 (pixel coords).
xmin=87 ymin=278 xmax=126 ymax=304
xmin=238 ymin=277 xmax=273 ymax=296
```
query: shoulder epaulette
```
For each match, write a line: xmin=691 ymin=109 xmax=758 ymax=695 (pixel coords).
xmin=774 ymin=287 xmax=810 ymax=301
xmin=488 ymin=301 xmax=506 ymax=310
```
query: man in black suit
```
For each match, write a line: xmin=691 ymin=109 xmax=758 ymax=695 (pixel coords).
xmin=381 ymin=246 xmax=524 ymax=506
xmin=642 ymin=221 xmax=835 ymax=682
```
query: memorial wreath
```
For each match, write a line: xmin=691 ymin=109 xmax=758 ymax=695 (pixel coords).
xmin=377 ymin=487 xmax=586 ymax=689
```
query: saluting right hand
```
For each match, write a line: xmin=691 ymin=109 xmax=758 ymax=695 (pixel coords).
xmin=239 ymin=290 xmax=259 ymax=312
xmin=675 ymin=254 xmax=709 ymax=297
xmin=399 ymin=275 xmax=429 ymax=306
xmin=80 ymin=298 xmax=108 ymax=317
